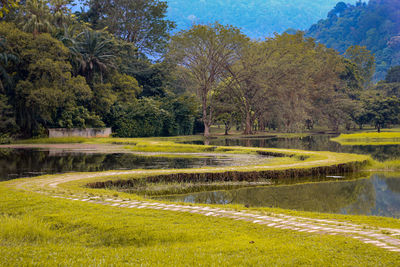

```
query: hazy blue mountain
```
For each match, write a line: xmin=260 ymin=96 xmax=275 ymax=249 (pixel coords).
xmin=307 ymin=0 xmax=400 ymax=80
xmin=166 ymin=0 xmax=358 ymax=38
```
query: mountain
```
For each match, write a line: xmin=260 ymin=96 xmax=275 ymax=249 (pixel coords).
xmin=166 ymin=0 xmax=358 ymax=38
xmin=307 ymin=0 xmax=400 ymax=81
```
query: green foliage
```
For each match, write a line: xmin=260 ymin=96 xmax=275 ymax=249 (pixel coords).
xmin=0 ymin=36 xmax=18 ymax=91
xmin=82 ymin=0 xmax=175 ymax=56
xmin=362 ymin=96 xmax=400 ymax=132
xmin=345 ymin=45 xmax=375 ymax=87
xmin=0 ymin=94 xmax=18 ymax=135
xmin=0 ymin=0 xmax=19 ymax=18
xmin=169 ymin=23 xmax=248 ymax=136
xmin=112 ymin=95 xmax=198 ymax=137
xmin=110 ymin=72 xmax=141 ymax=103
xmin=73 ymin=29 xmax=116 ymax=84
xmin=385 ymin=66 xmax=400 ymax=83
xmin=0 ymin=22 xmax=106 ymax=135
xmin=18 ymin=0 xmax=53 ymax=36
xmin=307 ymin=0 xmax=400 ymax=81
xmin=58 ymin=106 xmax=104 ymax=128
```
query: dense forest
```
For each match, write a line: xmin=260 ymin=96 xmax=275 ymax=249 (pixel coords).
xmin=0 ymin=0 xmax=399 ymax=140
xmin=307 ymin=0 xmax=400 ymax=81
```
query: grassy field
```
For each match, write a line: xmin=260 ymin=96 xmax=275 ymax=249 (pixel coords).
xmin=2 ymin=185 xmax=400 ymax=266
xmin=2 ymin=136 xmax=400 ymax=265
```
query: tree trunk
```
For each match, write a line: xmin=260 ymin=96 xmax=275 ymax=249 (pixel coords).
xmin=202 ymin=94 xmax=210 ymax=137
xmin=244 ymin=111 xmax=252 ymax=135
xmin=204 ymin=123 xmax=210 ymax=137
xmin=224 ymin=122 xmax=230 ymax=135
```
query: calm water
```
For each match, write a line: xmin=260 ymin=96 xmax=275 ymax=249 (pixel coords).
xmin=169 ymin=134 xmax=400 ymax=218
xmin=159 ymin=173 xmax=400 ymax=218
xmin=185 ymin=134 xmax=400 ymax=161
xmin=0 ymin=148 xmax=269 ymax=181
xmin=2 ymin=134 xmax=400 ymax=218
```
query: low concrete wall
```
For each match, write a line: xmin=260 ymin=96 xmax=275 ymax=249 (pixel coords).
xmin=48 ymin=128 xmax=112 ymax=138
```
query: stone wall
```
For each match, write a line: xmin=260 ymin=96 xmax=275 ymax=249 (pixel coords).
xmin=48 ymin=128 xmax=112 ymax=138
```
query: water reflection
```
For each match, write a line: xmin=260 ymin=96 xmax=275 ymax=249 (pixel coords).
xmin=0 ymin=148 xmax=264 ymax=181
xmin=160 ymin=173 xmax=400 ymax=218
xmin=185 ymin=135 xmax=400 ymax=161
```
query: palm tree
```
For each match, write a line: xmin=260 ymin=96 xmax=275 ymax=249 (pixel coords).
xmin=49 ymin=0 xmax=71 ymax=27
xmin=74 ymin=29 xmax=116 ymax=84
xmin=19 ymin=0 xmax=53 ymax=37
xmin=0 ymin=37 xmax=18 ymax=92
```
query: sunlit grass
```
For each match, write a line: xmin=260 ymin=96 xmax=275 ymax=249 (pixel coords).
xmin=332 ymin=132 xmax=400 ymax=145
xmin=1 ymin=185 xmax=400 ymax=265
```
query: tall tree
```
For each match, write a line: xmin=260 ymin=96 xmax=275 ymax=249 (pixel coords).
xmin=74 ymin=29 xmax=116 ymax=84
xmin=363 ymin=96 xmax=400 ymax=132
xmin=222 ymin=41 xmax=269 ymax=134
xmin=18 ymin=0 xmax=53 ymax=36
xmin=84 ymin=0 xmax=175 ymax=56
xmin=345 ymin=45 xmax=375 ymax=88
xmin=0 ymin=37 xmax=18 ymax=91
xmin=385 ymin=66 xmax=400 ymax=83
xmin=169 ymin=23 xmax=246 ymax=136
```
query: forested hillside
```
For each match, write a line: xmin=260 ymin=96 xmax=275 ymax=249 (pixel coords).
xmin=167 ymin=0 xmax=358 ymax=38
xmin=307 ymin=0 xmax=400 ymax=81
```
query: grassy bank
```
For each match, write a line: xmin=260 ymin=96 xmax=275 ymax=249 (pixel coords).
xmin=332 ymin=132 xmax=400 ymax=145
xmin=2 ymin=185 xmax=400 ymax=266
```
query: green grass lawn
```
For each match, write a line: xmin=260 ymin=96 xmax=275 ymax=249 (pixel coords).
xmin=1 ymin=186 xmax=400 ymax=266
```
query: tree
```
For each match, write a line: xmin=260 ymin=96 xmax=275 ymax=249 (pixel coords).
xmin=84 ymin=0 xmax=175 ymax=56
xmin=345 ymin=45 xmax=375 ymax=88
xmin=0 ymin=93 xmax=18 ymax=135
xmin=385 ymin=66 xmax=400 ymax=83
xmin=363 ymin=96 xmax=400 ymax=132
xmin=0 ymin=22 xmax=101 ymax=136
xmin=0 ymin=0 xmax=19 ymax=18
xmin=18 ymin=0 xmax=53 ymax=37
xmin=222 ymin=41 xmax=269 ymax=134
xmin=214 ymin=82 xmax=241 ymax=135
xmin=74 ymin=29 xmax=116 ymax=84
xmin=49 ymin=0 xmax=73 ymax=27
xmin=169 ymin=23 xmax=247 ymax=136
xmin=0 ymin=37 xmax=18 ymax=91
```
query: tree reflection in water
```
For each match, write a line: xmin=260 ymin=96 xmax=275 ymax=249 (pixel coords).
xmin=0 ymin=148 xmax=240 ymax=181
xmin=161 ymin=174 xmax=400 ymax=218
xmin=185 ymin=135 xmax=400 ymax=161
